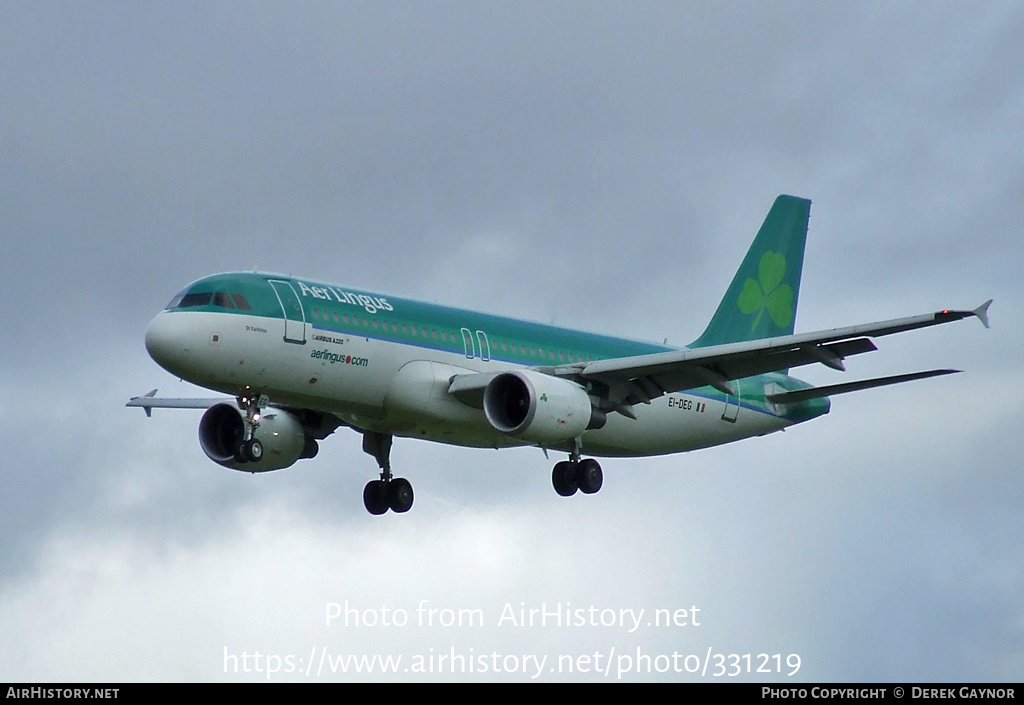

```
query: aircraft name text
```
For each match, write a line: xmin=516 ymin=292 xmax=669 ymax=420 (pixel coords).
xmin=296 ymin=281 xmax=394 ymax=314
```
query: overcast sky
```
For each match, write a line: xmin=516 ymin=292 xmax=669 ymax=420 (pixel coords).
xmin=1 ymin=1 xmax=1021 ymax=682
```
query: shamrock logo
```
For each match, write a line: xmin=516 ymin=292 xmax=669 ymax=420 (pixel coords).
xmin=737 ymin=251 xmax=794 ymax=331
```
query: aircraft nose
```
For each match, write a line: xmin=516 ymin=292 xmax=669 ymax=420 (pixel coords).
xmin=145 ymin=312 xmax=190 ymax=375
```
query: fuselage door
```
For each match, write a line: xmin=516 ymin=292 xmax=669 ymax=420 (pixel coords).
xmin=268 ymin=280 xmax=306 ymax=344
xmin=476 ymin=331 xmax=490 ymax=362
xmin=721 ymin=387 xmax=740 ymax=423
xmin=461 ymin=328 xmax=475 ymax=359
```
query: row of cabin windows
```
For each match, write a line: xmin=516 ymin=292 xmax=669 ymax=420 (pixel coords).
xmin=309 ymin=306 xmax=601 ymax=363
xmin=312 ymin=307 xmax=455 ymax=341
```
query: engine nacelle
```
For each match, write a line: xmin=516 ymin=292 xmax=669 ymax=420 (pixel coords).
xmin=199 ymin=403 xmax=309 ymax=472
xmin=483 ymin=371 xmax=604 ymax=444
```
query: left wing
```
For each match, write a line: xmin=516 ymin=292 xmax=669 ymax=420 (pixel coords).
xmin=126 ymin=389 xmax=232 ymax=417
xmin=450 ymin=301 xmax=991 ymax=416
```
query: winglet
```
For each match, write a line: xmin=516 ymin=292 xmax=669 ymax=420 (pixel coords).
xmin=973 ymin=299 xmax=992 ymax=329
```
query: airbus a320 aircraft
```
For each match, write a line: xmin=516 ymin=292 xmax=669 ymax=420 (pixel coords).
xmin=129 ymin=196 xmax=990 ymax=515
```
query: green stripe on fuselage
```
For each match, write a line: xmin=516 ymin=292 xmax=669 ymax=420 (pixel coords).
xmin=170 ymin=272 xmax=673 ymax=364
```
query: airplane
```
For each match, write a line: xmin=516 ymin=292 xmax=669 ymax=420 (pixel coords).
xmin=129 ymin=195 xmax=991 ymax=515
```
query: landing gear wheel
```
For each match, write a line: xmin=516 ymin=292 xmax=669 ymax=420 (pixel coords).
xmin=235 ymin=438 xmax=263 ymax=463
xmin=388 ymin=478 xmax=414 ymax=513
xmin=363 ymin=480 xmax=389 ymax=515
xmin=552 ymin=461 xmax=579 ymax=497
xmin=243 ymin=438 xmax=263 ymax=462
xmin=578 ymin=458 xmax=603 ymax=494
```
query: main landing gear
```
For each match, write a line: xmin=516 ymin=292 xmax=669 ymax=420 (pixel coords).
xmin=361 ymin=431 xmax=414 ymax=515
xmin=551 ymin=444 xmax=604 ymax=497
xmin=357 ymin=432 xmax=602 ymax=513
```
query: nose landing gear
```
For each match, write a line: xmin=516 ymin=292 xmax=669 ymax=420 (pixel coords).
xmin=233 ymin=394 xmax=268 ymax=463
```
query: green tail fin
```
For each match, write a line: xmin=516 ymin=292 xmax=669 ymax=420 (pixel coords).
xmin=690 ymin=195 xmax=811 ymax=348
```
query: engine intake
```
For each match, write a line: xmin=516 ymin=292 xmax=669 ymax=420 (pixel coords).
xmin=199 ymin=403 xmax=308 ymax=472
xmin=483 ymin=371 xmax=603 ymax=444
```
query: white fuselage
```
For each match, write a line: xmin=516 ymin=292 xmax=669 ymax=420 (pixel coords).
xmin=145 ymin=307 xmax=797 ymax=458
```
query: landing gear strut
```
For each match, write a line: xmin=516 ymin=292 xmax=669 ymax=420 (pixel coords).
xmin=361 ymin=431 xmax=414 ymax=515
xmin=233 ymin=394 xmax=267 ymax=463
xmin=551 ymin=441 xmax=603 ymax=497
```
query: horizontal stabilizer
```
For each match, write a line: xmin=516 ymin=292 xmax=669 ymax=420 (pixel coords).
xmin=765 ymin=369 xmax=960 ymax=405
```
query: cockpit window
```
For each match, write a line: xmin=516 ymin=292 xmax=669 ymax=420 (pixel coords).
xmin=212 ymin=292 xmax=235 ymax=308
xmin=165 ymin=293 xmax=186 ymax=310
xmin=166 ymin=285 xmax=254 ymax=311
xmin=178 ymin=292 xmax=213 ymax=308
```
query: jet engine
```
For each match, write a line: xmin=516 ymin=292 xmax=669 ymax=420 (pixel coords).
xmin=483 ymin=371 xmax=605 ymax=444
xmin=198 ymin=403 xmax=312 ymax=472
